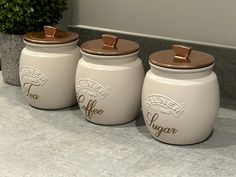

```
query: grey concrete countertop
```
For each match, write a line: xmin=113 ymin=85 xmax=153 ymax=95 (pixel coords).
xmin=0 ymin=74 xmax=236 ymax=177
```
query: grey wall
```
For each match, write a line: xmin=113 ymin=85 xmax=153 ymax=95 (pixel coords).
xmin=68 ymin=0 xmax=236 ymax=48
xmin=57 ymin=7 xmax=69 ymax=30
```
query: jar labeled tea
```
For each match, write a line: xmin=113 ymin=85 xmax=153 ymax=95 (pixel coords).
xmin=20 ymin=26 xmax=81 ymax=109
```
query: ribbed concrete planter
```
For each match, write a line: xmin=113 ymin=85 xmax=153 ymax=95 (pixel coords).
xmin=0 ymin=33 xmax=24 ymax=86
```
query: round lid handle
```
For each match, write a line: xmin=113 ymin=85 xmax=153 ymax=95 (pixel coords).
xmin=43 ymin=26 xmax=58 ymax=38
xmin=102 ymin=34 xmax=119 ymax=49
xmin=173 ymin=45 xmax=192 ymax=62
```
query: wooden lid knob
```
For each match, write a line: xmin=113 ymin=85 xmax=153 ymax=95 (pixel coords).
xmin=173 ymin=45 xmax=192 ymax=62
xmin=102 ymin=34 xmax=119 ymax=48
xmin=43 ymin=26 xmax=58 ymax=38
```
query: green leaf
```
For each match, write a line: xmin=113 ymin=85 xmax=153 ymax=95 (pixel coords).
xmin=0 ymin=0 xmax=67 ymax=34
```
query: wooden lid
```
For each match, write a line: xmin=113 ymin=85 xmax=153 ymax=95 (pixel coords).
xmin=150 ymin=45 xmax=215 ymax=69
xmin=24 ymin=26 xmax=79 ymax=44
xmin=81 ymin=34 xmax=139 ymax=55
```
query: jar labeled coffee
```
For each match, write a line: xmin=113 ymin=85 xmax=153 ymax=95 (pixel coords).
xmin=75 ymin=34 xmax=144 ymax=125
xmin=20 ymin=26 xmax=81 ymax=109
xmin=142 ymin=45 xmax=220 ymax=145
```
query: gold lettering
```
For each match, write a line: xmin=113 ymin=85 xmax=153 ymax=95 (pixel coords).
xmin=78 ymin=95 xmax=85 ymax=103
xmin=164 ymin=127 xmax=172 ymax=133
xmin=23 ymin=82 xmax=40 ymax=100
xmin=147 ymin=112 xmax=158 ymax=126
xmin=146 ymin=112 xmax=178 ymax=137
xmin=172 ymin=128 xmax=178 ymax=134
xmin=79 ymin=95 xmax=104 ymax=119
xmin=155 ymin=126 xmax=164 ymax=137
xmin=29 ymin=93 xmax=39 ymax=100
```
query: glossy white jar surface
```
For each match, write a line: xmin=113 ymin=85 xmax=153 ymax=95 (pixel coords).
xmin=142 ymin=63 xmax=220 ymax=145
xmin=75 ymin=51 xmax=144 ymax=125
xmin=20 ymin=40 xmax=81 ymax=109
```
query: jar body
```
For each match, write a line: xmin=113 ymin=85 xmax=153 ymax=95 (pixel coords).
xmin=75 ymin=51 xmax=144 ymax=125
xmin=142 ymin=64 xmax=220 ymax=145
xmin=19 ymin=40 xmax=81 ymax=109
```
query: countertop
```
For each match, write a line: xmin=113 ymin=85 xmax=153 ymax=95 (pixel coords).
xmin=0 ymin=74 xmax=236 ymax=177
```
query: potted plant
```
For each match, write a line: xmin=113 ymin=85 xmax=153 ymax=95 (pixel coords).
xmin=0 ymin=0 xmax=67 ymax=85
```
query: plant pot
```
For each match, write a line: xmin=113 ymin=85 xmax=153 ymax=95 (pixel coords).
xmin=0 ymin=33 xmax=24 ymax=85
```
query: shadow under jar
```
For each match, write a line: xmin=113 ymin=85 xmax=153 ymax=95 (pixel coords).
xmin=75 ymin=34 xmax=145 ymax=125
xmin=20 ymin=26 xmax=81 ymax=109
xmin=142 ymin=45 xmax=220 ymax=145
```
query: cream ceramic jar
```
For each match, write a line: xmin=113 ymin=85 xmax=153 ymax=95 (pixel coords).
xmin=142 ymin=45 xmax=220 ymax=145
xmin=20 ymin=26 xmax=81 ymax=109
xmin=75 ymin=34 xmax=144 ymax=125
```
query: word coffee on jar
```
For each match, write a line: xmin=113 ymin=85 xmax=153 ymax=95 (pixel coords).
xmin=19 ymin=66 xmax=48 ymax=100
xmin=76 ymin=78 xmax=109 ymax=119
xmin=144 ymin=94 xmax=184 ymax=138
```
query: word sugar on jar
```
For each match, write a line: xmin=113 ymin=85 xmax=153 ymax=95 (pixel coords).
xmin=142 ymin=45 xmax=220 ymax=145
xmin=75 ymin=34 xmax=144 ymax=125
xmin=20 ymin=26 xmax=81 ymax=109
